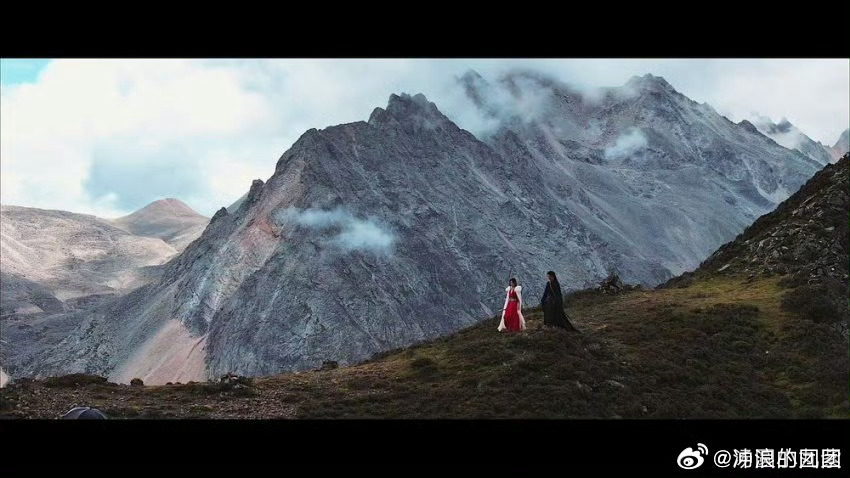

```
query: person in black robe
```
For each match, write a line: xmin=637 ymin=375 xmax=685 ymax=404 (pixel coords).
xmin=541 ymin=271 xmax=578 ymax=331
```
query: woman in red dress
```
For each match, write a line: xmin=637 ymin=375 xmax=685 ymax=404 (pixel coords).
xmin=498 ymin=278 xmax=526 ymax=332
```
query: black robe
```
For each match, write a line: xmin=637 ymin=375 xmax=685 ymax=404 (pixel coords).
xmin=541 ymin=280 xmax=578 ymax=331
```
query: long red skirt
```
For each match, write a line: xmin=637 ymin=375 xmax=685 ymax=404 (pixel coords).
xmin=504 ymin=301 xmax=521 ymax=332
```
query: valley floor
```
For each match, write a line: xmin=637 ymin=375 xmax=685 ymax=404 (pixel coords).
xmin=1 ymin=275 xmax=847 ymax=419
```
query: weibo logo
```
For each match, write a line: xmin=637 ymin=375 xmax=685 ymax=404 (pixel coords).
xmin=677 ymin=443 xmax=708 ymax=470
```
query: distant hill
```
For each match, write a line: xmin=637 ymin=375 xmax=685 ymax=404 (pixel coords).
xmin=109 ymin=198 xmax=209 ymax=252
xmin=0 ymin=199 xmax=208 ymax=386
xmin=0 ymin=204 xmax=178 ymax=305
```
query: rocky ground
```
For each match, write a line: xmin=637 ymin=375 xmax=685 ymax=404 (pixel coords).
xmin=692 ymin=153 xmax=848 ymax=284
xmin=664 ymin=153 xmax=849 ymax=341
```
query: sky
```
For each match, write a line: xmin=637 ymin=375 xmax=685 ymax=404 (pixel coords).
xmin=1 ymin=58 xmax=848 ymax=218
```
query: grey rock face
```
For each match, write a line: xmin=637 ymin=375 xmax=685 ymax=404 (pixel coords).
xmin=1 ymin=271 xmax=67 ymax=318
xmin=6 ymin=74 xmax=826 ymax=382
xmin=461 ymin=71 xmax=822 ymax=283
xmin=833 ymin=128 xmax=850 ymax=159
xmin=1 ymin=307 xmax=84 ymax=380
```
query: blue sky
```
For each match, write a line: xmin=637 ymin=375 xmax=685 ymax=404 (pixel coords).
xmin=0 ymin=59 xmax=50 ymax=86
xmin=1 ymin=59 xmax=848 ymax=218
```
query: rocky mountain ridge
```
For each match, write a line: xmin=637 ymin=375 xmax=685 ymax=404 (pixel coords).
xmin=2 ymin=73 xmax=832 ymax=383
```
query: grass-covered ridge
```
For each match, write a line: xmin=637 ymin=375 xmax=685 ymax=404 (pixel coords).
xmin=3 ymin=275 xmax=846 ymax=419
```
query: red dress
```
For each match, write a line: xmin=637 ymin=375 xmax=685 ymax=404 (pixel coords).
xmin=504 ymin=288 xmax=521 ymax=332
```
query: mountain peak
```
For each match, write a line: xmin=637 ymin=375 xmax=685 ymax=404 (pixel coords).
xmin=457 ymin=70 xmax=497 ymax=115
xmin=210 ymin=206 xmax=229 ymax=223
xmin=368 ymin=92 xmax=451 ymax=130
xmin=776 ymin=117 xmax=792 ymax=126
xmin=108 ymin=197 xmax=209 ymax=251
xmin=746 ymin=113 xmax=837 ymax=165
xmin=773 ymin=117 xmax=794 ymax=134
xmin=626 ymin=73 xmax=674 ymax=92
xmin=749 ymin=114 xmax=795 ymax=135
xmin=125 ymin=198 xmax=205 ymax=219
xmin=459 ymin=69 xmax=486 ymax=85
xmin=738 ymin=119 xmax=761 ymax=135
xmin=387 ymin=92 xmax=438 ymax=115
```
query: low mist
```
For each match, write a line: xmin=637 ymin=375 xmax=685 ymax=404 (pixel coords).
xmin=277 ymin=207 xmax=396 ymax=253
xmin=604 ymin=129 xmax=648 ymax=160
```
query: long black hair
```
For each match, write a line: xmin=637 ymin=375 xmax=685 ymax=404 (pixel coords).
xmin=509 ymin=278 xmax=517 ymax=287
xmin=546 ymin=271 xmax=562 ymax=295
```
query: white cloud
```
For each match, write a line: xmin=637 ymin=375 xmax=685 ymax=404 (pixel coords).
xmin=604 ymin=129 xmax=649 ymax=160
xmin=1 ymin=59 xmax=281 ymax=217
xmin=1 ymin=59 xmax=847 ymax=218
xmin=336 ymin=221 xmax=395 ymax=251
xmin=746 ymin=113 xmax=809 ymax=150
xmin=449 ymin=59 xmax=849 ymax=145
xmin=277 ymin=206 xmax=395 ymax=253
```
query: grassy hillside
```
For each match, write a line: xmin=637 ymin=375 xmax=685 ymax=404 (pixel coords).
xmin=3 ymin=274 xmax=846 ymax=419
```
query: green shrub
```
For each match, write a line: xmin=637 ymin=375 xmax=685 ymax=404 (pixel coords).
xmin=410 ymin=357 xmax=436 ymax=370
xmin=781 ymin=282 xmax=844 ymax=323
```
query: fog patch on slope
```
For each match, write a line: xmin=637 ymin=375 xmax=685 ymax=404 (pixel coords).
xmin=453 ymin=69 xmax=562 ymax=139
xmin=604 ymin=129 xmax=648 ymax=160
xmin=748 ymin=113 xmax=808 ymax=151
xmin=278 ymin=207 xmax=395 ymax=253
xmin=452 ymin=69 xmax=636 ymax=143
